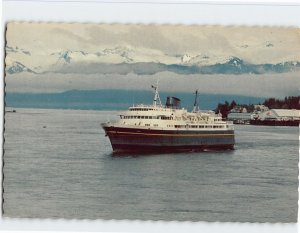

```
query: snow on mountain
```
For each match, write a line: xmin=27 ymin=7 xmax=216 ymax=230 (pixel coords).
xmin=5 ymin=46 xmax=43 ymax=73
xmin=6 ymin=58 xmax=35 ymax=74
xmin=49 ymin=58 xmax=300 ymax=76
xmin=49 ymin=46 xmax=181 ymax=65
xmin=5 ymin=45 xmax=300 ymax=75
xmin=181 ymin=53 xmax=234 ymax=66
xmin=51 ymin=50 xmax=91 ymax=64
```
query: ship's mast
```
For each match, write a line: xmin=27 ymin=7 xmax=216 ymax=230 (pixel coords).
xmin=193 ymin=89 xmax=200 ymax=112
xmin=151 ymin=80 xmax=162 ymax=107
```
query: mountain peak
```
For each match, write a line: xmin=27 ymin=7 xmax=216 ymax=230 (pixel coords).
xmin=6 ymin=61 xmax=36 ymax=74
xmin=5 ymin=46 xmax=300 ymax=75
xmin=227 ymin=57 xmax=244 ymax=66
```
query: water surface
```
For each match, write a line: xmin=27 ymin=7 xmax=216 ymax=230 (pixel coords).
xmin=3 ymin=108 xmax=299 ymax=222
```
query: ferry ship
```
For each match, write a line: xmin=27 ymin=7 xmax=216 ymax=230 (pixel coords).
xmin=102 ymin=84 xmax=235 ymax=153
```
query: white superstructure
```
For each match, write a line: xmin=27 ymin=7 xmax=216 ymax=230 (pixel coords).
xmin=110 ymin=84 xmax=234 ymax=131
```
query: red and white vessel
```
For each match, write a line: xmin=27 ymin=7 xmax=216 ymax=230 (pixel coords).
xmin=102 ymin=84 xmax=235 ymax=153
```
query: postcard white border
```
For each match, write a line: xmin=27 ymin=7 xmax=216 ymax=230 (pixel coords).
xmin=1 ymin=1 xmax=299 ymax=232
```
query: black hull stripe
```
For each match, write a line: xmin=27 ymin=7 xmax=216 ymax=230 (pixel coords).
xmin=106 ymin=131 xmax=234 ymax=137
xmin=103 ymin=126 xmax=234 ymax=136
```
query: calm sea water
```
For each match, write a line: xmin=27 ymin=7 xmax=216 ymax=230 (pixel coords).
xmin=3 ymin=108 xmax=299 ymax=222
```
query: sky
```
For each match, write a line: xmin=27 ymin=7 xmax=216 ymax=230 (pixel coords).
xmin=5 ymin=23 xmax=300 ymax=97
xmin=6 ymin=23 xmax=300 ymax=64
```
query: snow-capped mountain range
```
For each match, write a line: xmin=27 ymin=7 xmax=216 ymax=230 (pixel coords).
xmin=5 ymin=46 xmax=300 ymax=75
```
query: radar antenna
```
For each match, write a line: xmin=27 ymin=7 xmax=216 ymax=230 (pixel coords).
xmin=151 ymin=80 xmax=162 ymax=107
xmin=193 ymin=89 xmax=200 ymax=112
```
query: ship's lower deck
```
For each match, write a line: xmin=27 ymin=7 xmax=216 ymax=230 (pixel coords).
xmin=103 ymin=126 xmax=235 ymax=153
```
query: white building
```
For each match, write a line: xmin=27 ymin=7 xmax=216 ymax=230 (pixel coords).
xmin=257 ymin=109 xmax=300 ymax=121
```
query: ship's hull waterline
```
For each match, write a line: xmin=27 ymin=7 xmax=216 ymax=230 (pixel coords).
xmin=103 ymin=126 xmax=235 ymax=153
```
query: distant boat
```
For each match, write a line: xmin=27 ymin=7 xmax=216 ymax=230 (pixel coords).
xmin=102 ymin=84 xmax=235 ymax=153
xmin=5 ymin=109 xmax=16 ymax=113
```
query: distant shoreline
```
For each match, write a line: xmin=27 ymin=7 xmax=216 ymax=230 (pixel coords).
xmin=5 ymin=89 xmax=266 ymax=112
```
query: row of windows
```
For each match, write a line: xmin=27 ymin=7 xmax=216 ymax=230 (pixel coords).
xmin=130 ymin=108 xmax=153 ymax=111
xmin=141 ymin=124 xmax=228 ymax=128
xmin=121 ymin=115 xmax=159 ymax=119
xmin=161 ymin=116 xmax=173 ymax=120
xmin=122 ymin=115 xmax=222 ymax=122
xmin=121 ymin=115 xmax=173 ymax=120
xmin=174 ymin=125 xmax=226 ymax=129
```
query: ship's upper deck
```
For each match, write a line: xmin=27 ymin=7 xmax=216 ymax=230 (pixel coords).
xmin=128 ymin=104 xmax=218 ymax=117
xmin=129 ymin=105 xmax=174 ymax=111
xmin=105 ymin=83 xmax=234 ymax=130
xmin=121 ymin=103 xmax=226 ymax=125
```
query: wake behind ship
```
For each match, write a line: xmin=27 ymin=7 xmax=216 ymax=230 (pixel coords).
xmin=102 ymin=85 xmax=235 ymax=153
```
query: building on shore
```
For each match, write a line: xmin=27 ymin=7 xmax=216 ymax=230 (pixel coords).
xmin=227 ymin=105 xmax=255 ymax=124
xmin=251 ymin=109 xmax=300 ymax=126
xmin=253 ymin=109 xmax=300 ymax=121
xmin=227 ymin=104 xmax=299 ymax=126
xmin=227 ymin=112 xmax=253 ymax=124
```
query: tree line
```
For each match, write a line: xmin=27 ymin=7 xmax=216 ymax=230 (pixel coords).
xmin=215 ymin=96 xmax=300 ymax=118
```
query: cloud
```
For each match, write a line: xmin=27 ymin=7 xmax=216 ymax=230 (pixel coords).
xmin=6 ymin=23 xmax=300 ymax=64
xmin=5 ymin=71 xmax=300 ymax=98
